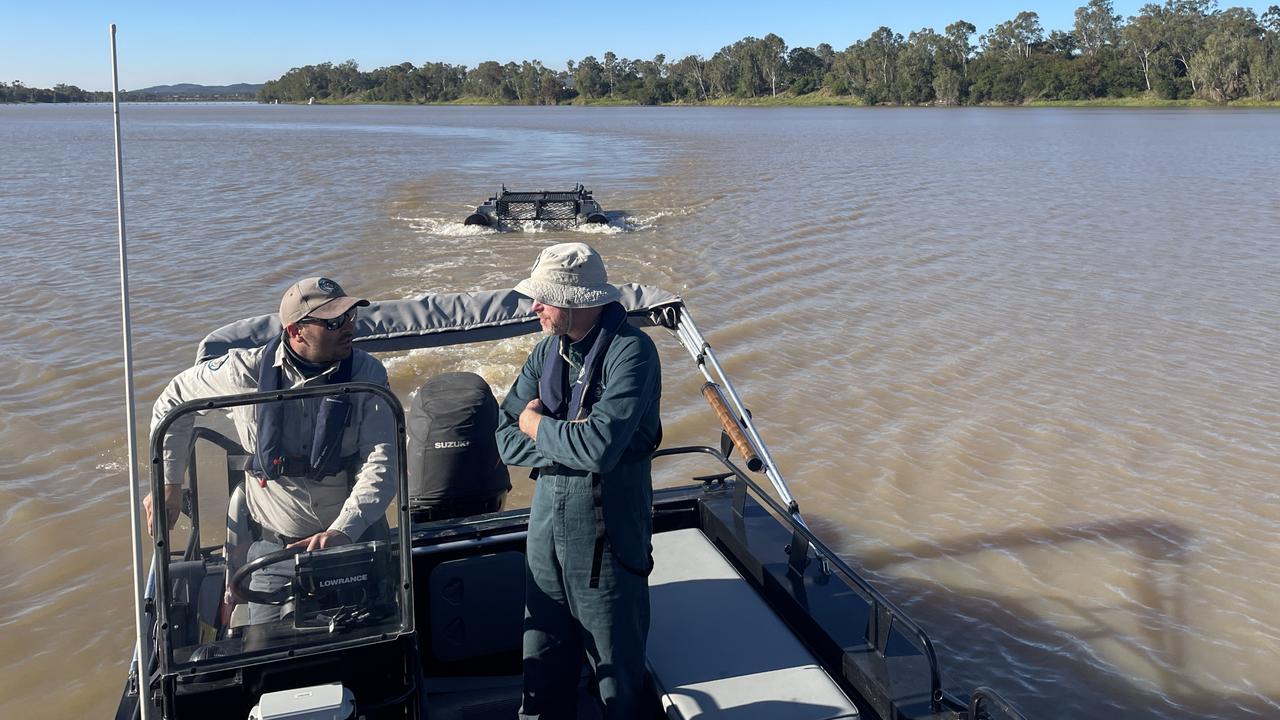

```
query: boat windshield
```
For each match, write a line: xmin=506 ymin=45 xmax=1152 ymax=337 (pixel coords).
xmin=148 ymin=383 xmax=411 ymax=674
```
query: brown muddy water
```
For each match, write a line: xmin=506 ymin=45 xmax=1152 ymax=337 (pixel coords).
xmin=1 ymin=103 xmax=1278 ymax=719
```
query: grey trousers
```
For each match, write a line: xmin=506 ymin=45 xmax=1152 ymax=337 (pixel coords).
xmin=246 ymin=539 xmax=292 ymax=624
xmin=519 ymin=474 xmax=651 ymax=720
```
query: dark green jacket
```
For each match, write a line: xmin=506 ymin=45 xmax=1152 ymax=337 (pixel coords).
xmin=497 ymin=322 xmax=662 ymax=486
xmin=496 ymin=322 xmax=665 ymax=563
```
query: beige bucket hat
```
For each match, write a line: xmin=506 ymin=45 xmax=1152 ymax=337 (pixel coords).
xmin=514 ymin=242 xmax=620 ymax=308
xmin=279 ymin=277 xmax=369 ymax=326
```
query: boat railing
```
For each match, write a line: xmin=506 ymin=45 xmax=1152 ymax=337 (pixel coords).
xmin=969 ymin=686 xmax=1030 ymax=720
xmin=653 ymin=443 xmax=951 ymax=716
xmin=656 ymin=302 xmax=1031 ymax=718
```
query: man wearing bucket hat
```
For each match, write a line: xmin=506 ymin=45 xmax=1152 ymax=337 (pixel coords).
xmin=497 ymin=243 xmax=662 ymax=719
xmin=143 ymin=277 xmax=396 ymax=622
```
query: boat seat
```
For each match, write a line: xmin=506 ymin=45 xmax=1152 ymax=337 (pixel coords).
xmin=222 ymin=481 xmax=252 ymax=630
xmin=167 ymin=560 xmax=224 ymax=650
xmin=647 ymin=529 xmax=859 ymax=720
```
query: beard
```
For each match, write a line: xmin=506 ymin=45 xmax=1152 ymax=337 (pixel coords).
xmin=540 ymin=307 xmax=572 ymax=337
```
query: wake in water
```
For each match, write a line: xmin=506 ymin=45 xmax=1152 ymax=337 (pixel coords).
xmin=383 ymin=337 xmax=536 ymax=404
xmin=395 ymin=216 xmax=499 ymax=237
xmin=393 ymin=209 xmax=659 ymax=237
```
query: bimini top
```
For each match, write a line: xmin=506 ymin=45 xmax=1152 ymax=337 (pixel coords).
xmin=195 ymin=283 xmax=683 ymax=364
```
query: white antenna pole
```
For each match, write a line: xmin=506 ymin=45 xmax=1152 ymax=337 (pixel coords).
xmin=111 ymin=23 xmax=154 ymax=720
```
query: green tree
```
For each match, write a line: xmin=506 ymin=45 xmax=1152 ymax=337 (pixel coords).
xmin=945 ymin=20 xmax=977 ymax=71
xmin=973 ymin=11 xmax=1046 ymax=102
xmin=574 ymin=56 xmax=606 ymax=100
xmin=866 ymin=26 xmax=903 ymax=101
xmin=1164 ymin=0 xmax=1218 ymax=94
xmin=983 ymin=11 xmax=1045 ymax=61
xmin=1047 ymin=29 xmax=1079 ymax=56
xmin=898 ymin=29 xmax=940 ymax=103
xmin=724 ymin=37 xmax=766 ymax=97
xmin=632 ymin=54 xmax=668 ymax=104
xmin=1074 ymin=0 xmax=1123 ymax=55
xmin=1266 ymin=4 xmax=1280 ymax=32
xmin=463 ymin=61 xmax=507 ymax=100
xmin=786 ymin=47 xmax=826 ymax=94
xmin=669 ymin=54 xmax=709 ymax=101
xmin=1250 ymin=6 xmax=1280 ymax=98
xmin=415 ymin=62 xmax=465 ymax=102
xmin=1189 ymin=6 xmax=1262 ymax=101
xmin=603 ymin=52 xmax=618 ymax=96
xmin=828 ymin=42 xmax=870 ymax=97
xmin=759 ymin=34 xmax=788 ymax=96
xmin=933 ymin=20 xmax=977 ymax=104
xmin=329 ymin=59 xmax=364 ymax=98
xmin=1125 ymin=5 xmax=1170 ymax=92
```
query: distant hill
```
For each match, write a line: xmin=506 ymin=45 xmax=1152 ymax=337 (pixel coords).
xmin=131 ymin=83 xmax=262 ymax=96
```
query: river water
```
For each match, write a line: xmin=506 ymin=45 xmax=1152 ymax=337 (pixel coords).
xmin=1 ymin=103 xmax=1278 ymax=719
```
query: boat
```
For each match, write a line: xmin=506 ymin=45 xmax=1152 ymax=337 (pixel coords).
xmin=111 ymin=285 xmax=1029 ymax=720
xmin=464 ymin=184 xmax=609 ymax=228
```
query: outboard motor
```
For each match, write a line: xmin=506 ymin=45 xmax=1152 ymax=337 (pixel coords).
xmin=407 ymin=372 xmax=511 ymax=521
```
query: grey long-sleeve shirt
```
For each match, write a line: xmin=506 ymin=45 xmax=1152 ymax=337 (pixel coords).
xmin=151 ymin=341 xmax=396 ymax=541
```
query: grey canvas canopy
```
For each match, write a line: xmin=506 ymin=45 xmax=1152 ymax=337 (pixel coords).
xmin=195 ymin=284 xmax=683 ymax=363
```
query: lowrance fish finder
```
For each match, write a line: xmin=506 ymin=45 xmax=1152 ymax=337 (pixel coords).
xmin=292 ymin=541 xmax=394 ymax=630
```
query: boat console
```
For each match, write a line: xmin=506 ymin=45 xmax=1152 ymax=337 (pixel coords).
xmin=137 ymin=384 xmax=419 ymax=719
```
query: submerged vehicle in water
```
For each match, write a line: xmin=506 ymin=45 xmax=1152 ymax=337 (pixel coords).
xmin=113 ymin=285 xmax=1028 ymax=720
xmin=464 ymin=184 xmax=609 ymax=228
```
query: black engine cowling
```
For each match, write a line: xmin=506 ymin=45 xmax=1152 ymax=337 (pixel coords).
xmin=407 ymin=372 xmax=511 ymax=521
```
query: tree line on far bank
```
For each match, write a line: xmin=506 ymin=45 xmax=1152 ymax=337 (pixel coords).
xmin=0 ymin=82 xmax=258 ymax=103
xmin=1 ymin=82 xmax=110 ymax=103
xmin=259 ymin=0 xmax=1280 ymax=105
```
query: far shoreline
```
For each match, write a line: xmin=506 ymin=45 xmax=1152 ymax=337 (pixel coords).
xmin=284 ymin=94 xmax=1280 ymax=109
xmin=8 ymin=95 xmax=1280 ymax=109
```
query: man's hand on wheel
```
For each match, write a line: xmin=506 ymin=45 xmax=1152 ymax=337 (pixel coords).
xmin=288 ymin=530 xmax=351 ymax=552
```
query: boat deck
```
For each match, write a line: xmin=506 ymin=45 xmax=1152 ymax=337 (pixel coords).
xmin=418 ymin=525 xmax=859 ymax=720
xmin=422 ymin=673 xmax=604 ymax=719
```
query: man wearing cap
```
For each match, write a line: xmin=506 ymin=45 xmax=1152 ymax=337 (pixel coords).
xmin=496 ymin=243 xmax=662 ymax=719
xmin=143 ymin=277 xmax=396 ymax=622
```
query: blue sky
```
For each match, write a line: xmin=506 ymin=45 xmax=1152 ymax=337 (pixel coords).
xmin=1 ymin=0 xmax=1252 ymax=90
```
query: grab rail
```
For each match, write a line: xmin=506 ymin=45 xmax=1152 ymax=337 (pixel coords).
xmin=969 ymin=687 xmax=1029 ymax=720
xmin=653 ymin=445 xmax=948 ymax=714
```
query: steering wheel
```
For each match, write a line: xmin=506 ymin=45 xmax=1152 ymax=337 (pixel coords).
xmin=230 ymin=545 xmax=303 ymax=605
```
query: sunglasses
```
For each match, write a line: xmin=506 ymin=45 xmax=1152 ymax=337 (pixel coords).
xmin=299 ymin=307 xmax=357 ymax=331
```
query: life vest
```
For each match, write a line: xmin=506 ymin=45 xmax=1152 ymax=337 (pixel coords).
xmin=537 ymin=302 xmax=658 ymax=587
xmin=251 ymin=334 xmax=358 ymax=484
xmin=538 ymin=302 xmax=627 ymax=421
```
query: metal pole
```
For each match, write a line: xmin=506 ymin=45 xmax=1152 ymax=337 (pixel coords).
xmin=667 ymin=309 xmax=802 ymax=513
xmin=111 ymin=23 xmax=153 ymax=720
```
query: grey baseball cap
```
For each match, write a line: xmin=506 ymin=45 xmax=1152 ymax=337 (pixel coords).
xmin=278 ymin=277 xmax=369 ymax=326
